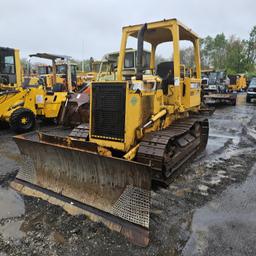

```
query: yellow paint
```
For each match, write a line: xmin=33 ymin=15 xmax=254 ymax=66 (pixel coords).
xmin=20 ymin=117 xmax=28 ymax=124
xmin=0 ymin=48 xmax=68 ymax=128
xmin=0 ymin=48 xmax=22 ymax=91
xmin=123 ymin=144 xmax=140 ymax=160
xmin=0 ymin=87 xmax=67 ymax=124
xmin=228 ymin=75 xmax=247 ymax=91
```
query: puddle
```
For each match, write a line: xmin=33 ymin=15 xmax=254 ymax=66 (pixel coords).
xmin=206 ymin=135 xmax=230 ymax=156
xmin=0 ymin=221 xmax=25 ymax=240
xmin=0 ymin=186 xmax=25 ymax=219
xmin=182 ymin=164 xmax=256 ymax=255
xmin=247 ymin=128 xmax=256 ymax=142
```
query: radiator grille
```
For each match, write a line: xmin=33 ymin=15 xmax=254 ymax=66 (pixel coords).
xmin=91 ymin=83 xmax=126 ymax=141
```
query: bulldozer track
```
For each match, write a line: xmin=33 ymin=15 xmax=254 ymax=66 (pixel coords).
xmin=137 ymin=115 xmax=209 ymax=186
xmin=69 ymin=123 xmax=90 ymax=140
xmin=67 ymin=117 xmax=209 ymax=187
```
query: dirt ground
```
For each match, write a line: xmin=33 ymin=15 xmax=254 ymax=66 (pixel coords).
xmin=1 ymin=93 xmax=256 ymax=256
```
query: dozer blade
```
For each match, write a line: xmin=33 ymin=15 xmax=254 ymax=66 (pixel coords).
xmin=11 ymin=131 xmax=152 ymax=247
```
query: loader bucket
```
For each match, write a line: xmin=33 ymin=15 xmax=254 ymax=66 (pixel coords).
xmin=11 ymin=131 xmax=152 ymax=246
xmin=61 ymin=92 xmax=90 ymax=127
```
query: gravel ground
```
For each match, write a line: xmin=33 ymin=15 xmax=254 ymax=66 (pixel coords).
xmin=0 ymin=94 xmax=256 ymax=256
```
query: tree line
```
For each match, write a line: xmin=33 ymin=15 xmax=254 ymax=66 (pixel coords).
xmin=22 ymin=25 xmax=256 ymax=77
xmin=181 ymin=26 xmax=256 ymax=76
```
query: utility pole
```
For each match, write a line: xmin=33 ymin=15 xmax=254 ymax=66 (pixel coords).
xmin=82 ymin=40 xmax=85 ymax=72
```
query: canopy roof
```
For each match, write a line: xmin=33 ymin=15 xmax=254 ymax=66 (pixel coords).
xmin=29 ymin=53 xmax=71 ymax=61
xmin=123 ymin=19 xmax=199 ymax=45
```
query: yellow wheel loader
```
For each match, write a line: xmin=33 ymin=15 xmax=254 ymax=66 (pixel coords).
xmin=11 ymin=19 xmax=209 ymax=246
xmin=0 ymin=87 xmax=66 ymax=132
xmin=0 ymin=51 xmax=71 ymax=132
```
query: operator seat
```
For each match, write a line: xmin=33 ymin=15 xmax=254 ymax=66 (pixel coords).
xmin=228 ymin=75 xmax=237 ymax=84
xmin=156 ymin=61 xmax=174 ymax=94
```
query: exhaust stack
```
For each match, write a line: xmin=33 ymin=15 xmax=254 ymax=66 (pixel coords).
xmin=136 ymin=23 xmax=147 ymax=80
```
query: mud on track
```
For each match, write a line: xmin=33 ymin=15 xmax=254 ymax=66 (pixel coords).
xmin=0 ymin=94 xmax=256 ymax=256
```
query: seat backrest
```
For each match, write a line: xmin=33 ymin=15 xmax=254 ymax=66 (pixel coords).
xmin=156 ymin=61 xmax=174 ymax=79
xmin=157 ymin=61 xmax=174 ymax=95
xmin=228 ymin=75 xmax=237 ymax=84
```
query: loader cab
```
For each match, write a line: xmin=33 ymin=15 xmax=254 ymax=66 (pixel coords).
xmin=38 ymin=65 xmax=52 ymax=75
xmin=107 ymin=49 xmax=151 ymax=80
xmin=23 ymin=63 xmax=53 ymax=89
xmin=29 ymin=53 xmax=74 ymax=92
xmin=0 ymin=47 xmax=22 ymax=90
xmin=56 ymin=62 xmax=77 ymax=90
xmin=95 ymin=59 xmax=117 ymax=81
xmin=36 ymin=65 xmax=53 ymax=88
xmin=123 ymin=49 xmax=150 ymax=73
xmin=92 ymin=61 xmax=101 ymax=73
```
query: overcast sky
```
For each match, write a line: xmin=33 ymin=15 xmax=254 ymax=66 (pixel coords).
xmin=0 ymin=0 xmax=255 ymax=61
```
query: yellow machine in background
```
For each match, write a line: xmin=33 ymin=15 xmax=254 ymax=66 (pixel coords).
xmin=227 ymin=74 xmax=247 ymax=91
xmin=79 ymin=59 xmax=114 ymax=83
xmin=0 ymin=47 xmax=23 ymax=91
xmin=0 ymin=50 xmax=67 ymax=132
xmin=55 ymin=60 xmax=80 ymax=90
xmin=0 ymin=87 xmax=66 ymax=132
xmin=202 ymin=70 xmax=237 ymax=105
xmin=105 ymin=48 xmax=151 ymax=79
xmin=61 ymin=49 xmax=152 ymax=126
xmin=23 ymin=64 xmax=53 ymax=88
xmin=12 ymin=19 xmax=209 ymax=246
xmin=82 ymin=60 xmax=101 ymax=82
xmin=36 ymin=64 xmax=53 ymax=88
xmin=37 ymin=64 xmax=52 ymax=76
xmin=29 ymin=53 xmax=75 ymax=91
xmin=82 ymin=49 xmax=151 ymax=83
xmin=24 ymin=56 xmax=84 ymax=91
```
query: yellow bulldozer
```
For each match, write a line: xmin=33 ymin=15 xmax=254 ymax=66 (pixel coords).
xmin=11 ymin=19 xmax=209 ymax=246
